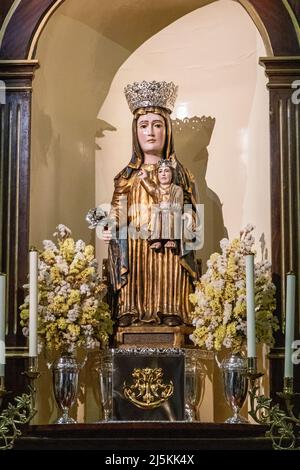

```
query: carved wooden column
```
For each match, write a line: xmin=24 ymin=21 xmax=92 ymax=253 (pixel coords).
xmin=260 ymin=57 xmax=300 ymax=397
xmin=0 ymin=60 xmax=38 ymax=393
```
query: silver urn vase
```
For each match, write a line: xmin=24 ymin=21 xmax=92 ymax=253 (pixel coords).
xmin=220 ymin=353 xmax=248 ymax=424
xmin=52 ymin=353 xmax=80 ymax=424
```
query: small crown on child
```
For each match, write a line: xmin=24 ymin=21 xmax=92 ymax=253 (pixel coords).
xmin=158 ymin=159 xmax=177 ymax=169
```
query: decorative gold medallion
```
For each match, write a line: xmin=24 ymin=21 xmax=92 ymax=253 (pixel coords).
xmin=123 ymin=367 xmax=174 ymax=409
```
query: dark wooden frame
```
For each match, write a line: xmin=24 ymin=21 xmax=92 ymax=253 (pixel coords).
xmin=0 ymin=0 xmax=299 ymax=400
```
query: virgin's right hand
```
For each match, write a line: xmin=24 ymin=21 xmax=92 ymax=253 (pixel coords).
xmin=138 ymin=168 xmax=148 ymax=179
xmin=102 ymin=227 xmax=113 ymax=243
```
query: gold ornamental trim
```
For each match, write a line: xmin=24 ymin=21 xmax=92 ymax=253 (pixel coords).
xmin=238 ymin=0 xmax=273 ymax=56
xmin=0 ymin=0 xmax=22 ymax=50
xmin=123 ymin=367 xmax=174 ymax=409
xmin=282 ymin=0 xmax=300 ymax=48
xmin=27 ymin=0 xmax=66 ymax=59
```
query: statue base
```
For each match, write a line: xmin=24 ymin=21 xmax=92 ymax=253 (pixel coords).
xmin=115 ymin=325 xmax=194 ymax=348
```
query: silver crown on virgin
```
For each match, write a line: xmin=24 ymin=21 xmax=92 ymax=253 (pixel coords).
xmin=124 ymin=80 xmax=178 ymax=114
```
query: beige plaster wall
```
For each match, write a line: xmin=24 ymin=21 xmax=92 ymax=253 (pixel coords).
xmin=96 ymin=0 xmax=270 ymax=270
xmin=30 ymin=0 xmax=215 ymax=246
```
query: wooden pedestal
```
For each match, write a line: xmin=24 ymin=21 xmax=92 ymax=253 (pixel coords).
xmin=115 ymin=325 xmax=194 ymax=348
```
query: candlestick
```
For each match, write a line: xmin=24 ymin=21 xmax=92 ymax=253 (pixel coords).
xmin=0 ymin=372 xmax=37 ymax=449
xmin=22 ymin=356 xmax=41 ymax=416
xmin=284 ymin=273 xmax=296 ymax=378
xmin=0 ymin=273 xmax=6 ymax=376
xmin=0 ymin=375 xmax=8 ymax=409
xmin=29 ymin=248 xmax=38 ymax=357
xmin=246 ymin=254 xmax=256 ymax=358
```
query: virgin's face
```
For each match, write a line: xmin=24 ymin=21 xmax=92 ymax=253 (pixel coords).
xmin=137 ymin=113 xmax=166 ymax=156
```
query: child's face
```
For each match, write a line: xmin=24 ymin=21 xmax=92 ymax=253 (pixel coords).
xmin=158 ymin=166 xmax=172 ymax=184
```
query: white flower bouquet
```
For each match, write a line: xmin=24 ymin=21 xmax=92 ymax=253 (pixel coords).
xmin=20 ymin=224 xmax=113 ymax=353
xmin=189 ymin=225 xmax=279 ymax=353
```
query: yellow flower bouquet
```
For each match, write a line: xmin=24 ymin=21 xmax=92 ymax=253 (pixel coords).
xmin=20 ymin=224 xmax=113 ymax=352
xmin=190 ymin=225 xmax=279 ymax=353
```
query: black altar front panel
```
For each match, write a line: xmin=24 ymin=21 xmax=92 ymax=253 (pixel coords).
xmin=112 ymin=348 xmax=185 ymax=421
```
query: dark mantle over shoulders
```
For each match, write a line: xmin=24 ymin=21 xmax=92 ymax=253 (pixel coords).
xmin=13 ymin=422 xmax=275 ymax=450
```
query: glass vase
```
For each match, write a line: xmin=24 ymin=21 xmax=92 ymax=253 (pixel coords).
xmin=184 ymin=349 xmax=204 ymax=422
xmin=97 ymin=351 xmax=113 ymax=421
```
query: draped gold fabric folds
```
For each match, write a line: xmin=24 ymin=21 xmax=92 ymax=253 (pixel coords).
xmin=114 ymin=163 xmax=193 ymax=325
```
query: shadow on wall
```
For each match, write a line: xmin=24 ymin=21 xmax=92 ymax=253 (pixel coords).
xmin=31 ymin=0 xmax=215 ymax=247
xmin=31 ymin=67 xmax=101 ymax=246
xmin=172 ymin=116 xmax=228 ymax=270
xmin=31 ymin=99 xmax=62 ymax=237
xmin=95 ymin=119 xmax=117 ymax=150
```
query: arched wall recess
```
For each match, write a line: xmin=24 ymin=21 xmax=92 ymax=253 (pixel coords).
xmin=25 ymin=0 xmax=275 ymax=60
xmin=2 ymin=0 xmax=300 ymax=60
xmin=0 ymin=0 xmax=299 ymax=402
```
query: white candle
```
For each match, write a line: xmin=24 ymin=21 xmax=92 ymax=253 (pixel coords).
xmin=29 ymin=248 xmax=38 ymax=357
xmin=284 ymin=273 xmax=296 ymax=378
xmin=246 ymin=254 xmax=256 ymax=358
xmin=0 ymin=273 xmax=6 ymax=376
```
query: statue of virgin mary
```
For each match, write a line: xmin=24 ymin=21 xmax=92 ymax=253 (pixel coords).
xmin=97 ymin=81 xmax=200 ymax=327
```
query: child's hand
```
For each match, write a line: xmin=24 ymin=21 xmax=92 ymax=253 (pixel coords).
xmin=138 ymin=168 xmax=148 ymax=179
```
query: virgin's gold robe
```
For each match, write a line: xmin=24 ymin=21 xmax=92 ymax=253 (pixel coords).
xmin=108 ymin=161 xmax=198 ymax=325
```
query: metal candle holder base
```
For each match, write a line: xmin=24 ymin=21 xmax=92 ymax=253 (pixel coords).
xmin=246 ymin=357 xmax=264 ymax=391
xmin=0 ymin=358 xmax=39 ymax=450
xmin=0 ymin=376 xmax=9 ymax=410
xmin=247 ymin=358 xmax=300 ymax=450
xmin=22 ymin=356 xmax=41 ymax=412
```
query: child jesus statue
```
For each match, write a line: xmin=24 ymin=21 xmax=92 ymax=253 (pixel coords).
xmin=138 ymin=159 xmax=183 ymax=251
